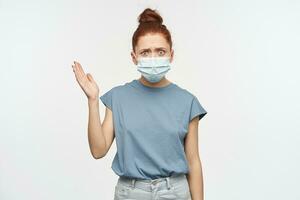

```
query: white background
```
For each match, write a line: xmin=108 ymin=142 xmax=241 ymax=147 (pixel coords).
xmin=0 ymin=0 xmax=299 ymax=199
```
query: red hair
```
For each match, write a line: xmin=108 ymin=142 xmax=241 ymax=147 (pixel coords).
xmin=132 ymin=8 xmax=173 ymax=52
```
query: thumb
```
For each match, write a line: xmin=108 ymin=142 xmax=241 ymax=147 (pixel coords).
xmin=87 ymin=73 xmax=95 ymax=82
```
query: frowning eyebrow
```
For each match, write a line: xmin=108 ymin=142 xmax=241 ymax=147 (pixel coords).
xmin=138 ymin=47 xmax=167 ymax=53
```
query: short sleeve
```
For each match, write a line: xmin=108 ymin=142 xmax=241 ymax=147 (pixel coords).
xmin=99 ymin=88 xmax=113 ymax=111
xmin=189 ymin=96 xmax=207 ymax=121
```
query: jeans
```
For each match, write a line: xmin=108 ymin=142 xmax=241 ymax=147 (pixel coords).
xmin=114 ymin=173 xmax=192 ymax=200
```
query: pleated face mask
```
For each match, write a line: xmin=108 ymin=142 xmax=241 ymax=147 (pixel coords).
xmin=136 ymin=56 xmax=171 ymax=83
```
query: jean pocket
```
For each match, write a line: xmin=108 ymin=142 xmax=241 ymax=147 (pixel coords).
xmin=114 ymin=183 xmax=130 ymax=200
xmin=171 ymin=179 xmax=191 ymax=200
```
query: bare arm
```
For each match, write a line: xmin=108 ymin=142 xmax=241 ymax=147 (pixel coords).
xmin=185 ymin=117 xmax=204 ymax=200
xmin=87 ymin=99 xmax=115 ymax=159
xmin=72 ymin=61 xmax=115 ymax=159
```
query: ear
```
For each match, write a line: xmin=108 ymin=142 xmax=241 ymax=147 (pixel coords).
xmin=170 ymin=49 xmax=174 ymax=63
xmin=131 ymin=51 xmax=138 ymax=65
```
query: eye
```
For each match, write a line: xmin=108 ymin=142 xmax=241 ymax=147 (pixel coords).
xmin=158 ymin=50 xmax=165 ymax=56
xmin=140 ymin=51 xmax=149 ymax=56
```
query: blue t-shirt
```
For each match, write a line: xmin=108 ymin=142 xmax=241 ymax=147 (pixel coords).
xmin=100 ymin=79 xmax=207 ymax=180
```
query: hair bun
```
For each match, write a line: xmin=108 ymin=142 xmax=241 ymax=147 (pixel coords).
xmin=138 ymin=8 xmax=163 ymax=25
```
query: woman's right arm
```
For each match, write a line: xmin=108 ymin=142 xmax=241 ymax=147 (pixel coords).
xmin=87 ymin=98 xmax=115 ymax=159
xmin=72 ymin=61 xmax=115 ymax=159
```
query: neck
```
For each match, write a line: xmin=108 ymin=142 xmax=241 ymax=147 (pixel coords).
xmin=138 ymin=76 xmax=171 ymax=88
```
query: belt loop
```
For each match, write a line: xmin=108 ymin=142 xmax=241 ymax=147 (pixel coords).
xmin=165 ymin=177 xmax=171 ymax=190
xmin=131 ymin=179 xmax=136 ymax=189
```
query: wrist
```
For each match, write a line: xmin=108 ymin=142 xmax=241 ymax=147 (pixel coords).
xmin=88 ymin=97 xmax=99 ymax=105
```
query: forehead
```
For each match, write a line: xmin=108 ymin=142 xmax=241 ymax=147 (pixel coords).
xmin=135 ymin=33 xmax=170 ymax=51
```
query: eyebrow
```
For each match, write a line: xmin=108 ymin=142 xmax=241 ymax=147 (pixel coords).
xmin=139 ymin=47 xmax=167 ymax=52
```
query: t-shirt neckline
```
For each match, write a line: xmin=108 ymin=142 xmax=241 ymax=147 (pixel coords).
xmin=132 ymin=79 xmax=176 ymax=92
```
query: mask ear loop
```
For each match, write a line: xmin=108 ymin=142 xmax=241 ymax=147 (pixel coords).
xmin=133 ymin=52 xmax=139 ymax=65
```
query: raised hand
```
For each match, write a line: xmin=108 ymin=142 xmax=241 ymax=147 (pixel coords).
xmin=72 ymin=61 xmax=99 ymax=100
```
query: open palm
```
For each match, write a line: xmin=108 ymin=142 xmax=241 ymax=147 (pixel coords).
xmin=72 ymin=61 xmax=99 ymax=100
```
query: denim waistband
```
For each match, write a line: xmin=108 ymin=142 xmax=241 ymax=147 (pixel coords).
xmin=117 ymin=173 xmax=186 ymax=192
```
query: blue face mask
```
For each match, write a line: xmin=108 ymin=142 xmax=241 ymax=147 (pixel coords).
xmin=136 ymin=56 xmax=171 ymax=83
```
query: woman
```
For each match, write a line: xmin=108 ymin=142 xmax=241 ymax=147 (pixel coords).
xmin=72 ymin=8 xmax=207 ymax=200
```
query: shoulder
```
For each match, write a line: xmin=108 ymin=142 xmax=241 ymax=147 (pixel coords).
xmin=172 ymin=83 xmax=207 ymax=122
xmin=103 ymin=81 xmax=130 ymax=93
xmin=99 ymin=81 xmax=130 ymax=110
xmin=100 ymin=81 xmax=134 ymax=101
xmin=172 ymin=83 xmax=196 ymax=101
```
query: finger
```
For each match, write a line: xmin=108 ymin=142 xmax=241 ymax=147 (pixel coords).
xmin=74 ymin=62 xmax=85 ymax=79
xmin=73 ymin=61 xmax=90 ymax=87
xmin=72 ymin=64 xmax=78 ymax=76
xmin=87 ymin=73 xmax=95 ymax=82
xmin=72 ymin=65 xmax=76 ymax=75
xmin=72 ymin=63 xmax=79 ymax=76
xmin=75 ymin=61 xmax=86 ymax=78
xmin=72 ymin=63 xmax=84 ymax=83
xmin=72 ymin=65 xmax=81 ymax=82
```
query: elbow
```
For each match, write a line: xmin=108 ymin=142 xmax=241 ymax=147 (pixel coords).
xmin=90 ymin=142 xmax=108 ymax=159
xmin=91 ymin=150 xmax=107 ymax=160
